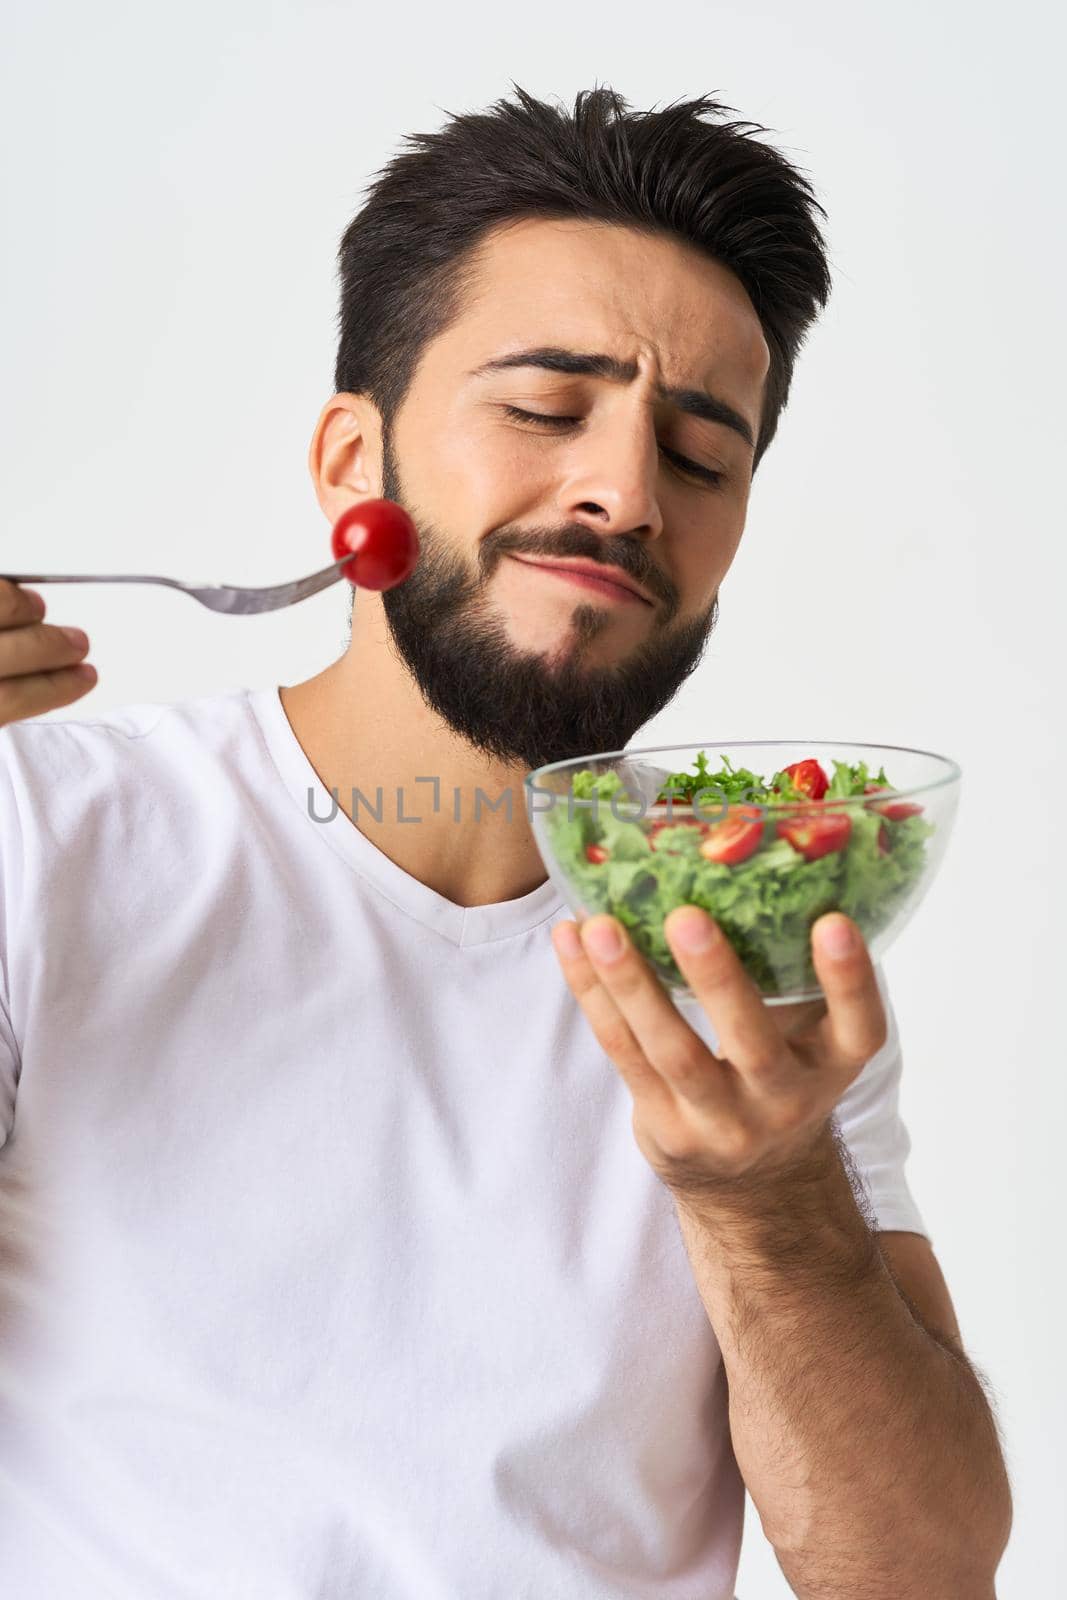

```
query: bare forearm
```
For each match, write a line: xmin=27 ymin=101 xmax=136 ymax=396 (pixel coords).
xmin=673 ymin=1125 xmax=1011 ymax=1598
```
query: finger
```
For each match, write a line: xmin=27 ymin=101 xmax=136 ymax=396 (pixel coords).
xmin=0 ymin=580 xmax=47 ymax=630
xmin=0 ymin=620 xmax=90 ymax=680
xmin=551 ymin=921 xmax=673 ymax=1111
xmin=574 ymin=913 xmax=732 ymax=1112
xmin=808 ymin=914 xmax=888 ymax=1076
xmin=0 ymin=663 xmax=98 ymax=728
xmin=662 ymin=905 xmax=805 ymax=1102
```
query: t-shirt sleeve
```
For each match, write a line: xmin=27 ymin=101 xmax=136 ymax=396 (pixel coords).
xmin=831 ymin=962 xmax=930 ymax=1243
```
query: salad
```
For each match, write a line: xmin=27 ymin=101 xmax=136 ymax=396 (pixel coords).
xmin=545 ymin=751 xmax=936 ymax=997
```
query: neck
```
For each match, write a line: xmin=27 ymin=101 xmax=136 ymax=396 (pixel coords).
xmin=279 ymin=591 xmax=553 ymax=908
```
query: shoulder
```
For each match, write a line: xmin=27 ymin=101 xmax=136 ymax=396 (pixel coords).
xmin=0 ymin=685 xmax=255 ymax=786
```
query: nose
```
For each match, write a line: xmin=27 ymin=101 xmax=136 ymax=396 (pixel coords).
xmin=554 ymin=405 xmax=665 ymax=542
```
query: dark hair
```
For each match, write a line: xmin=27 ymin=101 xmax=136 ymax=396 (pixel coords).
xmin=333 ymin=86 xmax=831 ymax=468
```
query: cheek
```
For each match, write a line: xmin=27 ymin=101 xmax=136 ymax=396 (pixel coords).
xmin=673 ymin=506 xmax=744 ymax=606
xmin=415 ymin=416 xmax=546 ymax=528
xmin=469 ymin=434 xmax=541 ymax=509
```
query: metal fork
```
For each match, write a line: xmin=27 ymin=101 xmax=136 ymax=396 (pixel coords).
xmin=0 ymin=559 xmax=353 ymax=615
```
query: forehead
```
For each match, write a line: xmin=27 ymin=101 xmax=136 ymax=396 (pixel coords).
xmin=442 ymin=216 xmax=770 ymax=393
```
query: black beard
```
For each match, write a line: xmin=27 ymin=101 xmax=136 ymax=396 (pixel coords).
xmin=376 ymin=428 xmax=719 ymax=772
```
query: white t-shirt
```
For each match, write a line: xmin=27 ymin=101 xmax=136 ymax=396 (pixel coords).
xmin=0 ymin=685 xmax=929 ymax=1600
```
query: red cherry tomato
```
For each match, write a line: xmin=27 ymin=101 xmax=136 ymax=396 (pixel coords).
xmin=776 ymin=810 xmax=852 ymax=861
xmin=330 ymin=500 xmax=420 ymax=591
xmin=777 ymin=759 xmax=829 ymax=801
xmin=585 ymin=843 xmax=610 ymax=864
xmin=699 ymin=804 xmax=764 ymax=866
xmin=862 ymin=782 xmax=924 ymax=821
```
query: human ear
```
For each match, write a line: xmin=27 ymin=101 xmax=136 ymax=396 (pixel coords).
xmin=307 ymin=393 xmax=385 ymax=523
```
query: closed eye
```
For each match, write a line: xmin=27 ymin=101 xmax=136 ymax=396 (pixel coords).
xmin=501 ymin=405 xmax=724 ymax=487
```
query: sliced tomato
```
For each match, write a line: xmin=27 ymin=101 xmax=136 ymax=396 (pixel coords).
xmin=584 ymin=843 xmax=610 ymax=864
xmin=776 ymin=810 xmax=852 ymax=861
xmin=862 ymin=782 xmax=924 ymax=821
xmin=699 ymin=804 xmax=764 ymax=866
xmin=777 ymin=759 xmax=829 ymax=801
xmin=877 ymin=823 xmax=891 ymax=856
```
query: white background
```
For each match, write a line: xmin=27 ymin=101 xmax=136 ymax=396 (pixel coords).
xmin=2 ymin=2 xmax=1063 ymax=1593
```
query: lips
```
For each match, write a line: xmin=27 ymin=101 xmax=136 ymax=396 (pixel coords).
xmin=510 ymin=556 xmax=652 ymax=606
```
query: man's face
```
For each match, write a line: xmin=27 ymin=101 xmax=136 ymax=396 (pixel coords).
xmin=370 ymin=217 xmax=770 ymax=770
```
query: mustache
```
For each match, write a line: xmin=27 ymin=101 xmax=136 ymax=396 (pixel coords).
xmin=481 ymin=524 xmax=678 ymax=614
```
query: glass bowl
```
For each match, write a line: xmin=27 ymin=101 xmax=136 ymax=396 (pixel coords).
xmin=526 ymin=741 xmax=961 ymax=1006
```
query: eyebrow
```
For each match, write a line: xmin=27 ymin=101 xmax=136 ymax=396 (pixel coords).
xmin=468 ymin=346 xmax=756 ymax=452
